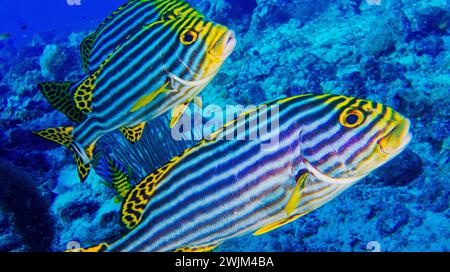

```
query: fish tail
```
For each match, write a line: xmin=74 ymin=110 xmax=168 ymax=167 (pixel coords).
xmin=33 ymin=127 xmax=95 ymax=183
xmin=37 ymin=81 xmax=87 ymax=124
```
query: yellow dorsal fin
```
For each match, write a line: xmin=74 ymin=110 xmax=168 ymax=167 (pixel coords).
xmin=253 ymin=211 xmax=310 ymax=236
xmin=120 ymin=122 xmax=146 ymax=143
xmin=284 ymin=172 xmax=308 ymax=216
xmin=80 ymin=32 xmax=97 ymax=73
xmin=170 ymin=101 xmax=190 ymax=128
xmin=120 ymin=154 xmax=181 ymax=229
xmin=120 ymin=138 xmax=215 ymax=229
xmin=131 ymin=82 xmax=171 ymax=113
xmin=175 ymin=244 xmax=221 ymax=252
xmin=74 ymin=45 xmax=119 ymax=113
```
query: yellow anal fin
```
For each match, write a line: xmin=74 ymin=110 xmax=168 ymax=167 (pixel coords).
xmin=284 ymin=172 xmax=308 ymax=216
xmin=175 ymin=244 xmax=221 ymax=252
xmin=131 ymin=82 xmax=171 ymax=113
xmin=170 ymin=101 xmax=190 ymax=128
xmin=65 ymin=243 xmax=109 ymax=252
xmin=253 ymin=211 xmax=310 ymax=236
xmin=80 ymin=32 xmax=97 ymax=73
xmin=120 ymin=122 xmax=146 ymax=143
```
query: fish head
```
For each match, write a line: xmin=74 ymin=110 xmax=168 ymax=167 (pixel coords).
xmin=159 ymin=16 xmax=236 ymax=86
xmin=300 ymin=94 xmax=412 ymax=184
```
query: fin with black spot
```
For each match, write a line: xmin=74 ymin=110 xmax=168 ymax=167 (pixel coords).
xmin=74 ymin=43 xmax=120 ymax=113
xmin=174 ymin=244 xmax=221 ymax=252
xmin=120 ymin=122 xmax=146 ymax=143
xmin=284 ymin=172 xmax=308 ymax=216
xmin=65 ymin=243 xmax=109 ymax=252
xmin=37 ymin=82 xmax=87 ymax=123
xmin=253 ymin=211 xmax=310 ymax=236
xmin=80 ymin=32 xmax=97 ymax=73
xmin=120 ymin=153 xmax=182 ymax=229
xmin=33 ymin=127 xmax=95 ymax=183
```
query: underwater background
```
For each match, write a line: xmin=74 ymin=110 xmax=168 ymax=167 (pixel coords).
xmin=0 ymin=0 xmax=449 ymax=252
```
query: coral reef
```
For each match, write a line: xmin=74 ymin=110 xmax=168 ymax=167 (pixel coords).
xmin=0 ymin=159 xmax=55 ymax=251
xmin=0 ymin=0 xmax=448 ymax=251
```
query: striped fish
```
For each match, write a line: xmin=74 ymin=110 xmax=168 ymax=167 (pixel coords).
xmin=81 ymin=0 xmax=205 ymax=73
xmin=34 ymin=15 xmax=236 ymax=183
xmin=68 ymin=93 xmax=412 ymax=252
xmin=93 ymin=153 xmax=133 ymax=199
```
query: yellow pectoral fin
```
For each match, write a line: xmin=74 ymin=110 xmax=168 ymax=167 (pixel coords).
xmin=253 ymin=211 xmax=310 ymax=236
xmin=284 ymin=172 xmax=309 ymax=216
xmin=131 ymin=82 xmax=171 ymax=113
xmin=170 ymin=102 xmax=190 ymax=128
xmin=175 ymin=244 xmax=221 ymax=252
xmin=120 ymin=122 xmax=146 ymax=143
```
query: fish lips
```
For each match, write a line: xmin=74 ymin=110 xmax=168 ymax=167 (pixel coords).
xmin=209 ymin=30 xmax=236 ymax=60
xmin=378 ymin=118 xmax=412 ymax=155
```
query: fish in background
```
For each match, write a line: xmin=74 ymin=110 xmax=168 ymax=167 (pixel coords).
xmin=0 ymin=33 xmax=11 ymax=40
xmin=67 ymin=93 xmax=412 ymax=252
xmin=80 ymin=0 xmax=205 ymax=73
xmin=92 ymin=153 xmax=133 ymax=202
xmin=33 ymin=15 xmax=236 ymax=183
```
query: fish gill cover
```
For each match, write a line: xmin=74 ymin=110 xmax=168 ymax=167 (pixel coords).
xmin=0 ymin=0 xmax=448 ymax=252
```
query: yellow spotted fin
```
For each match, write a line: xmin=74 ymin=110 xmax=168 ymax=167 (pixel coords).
xmin=73 ymin=52 xmax=114 ymax=114
xmin=253 ymin=211 xmax=310 ymax=236
xmin=175 ymin=244 xmax=221 ymax=252
xmin=38 ymin=46 xmax=117 ymax=122
xmin=284 ymin=172 xmax=308 ymax=216
xmin=120 ymin=122 xmax=146 ymax=143
xmin=80 ymin=32 xmax=98 ymax=73
xmin=65 ymin=243 xmax=109 ymax=252
xmin=33 ymin=127 xmax=95 ymax=183
xmin=37 ymin=82 xmax=87 ymax=124
xmin=120 ymin=154 xmax=182 ymax=229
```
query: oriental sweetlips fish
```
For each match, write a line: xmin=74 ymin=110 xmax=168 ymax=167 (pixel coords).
xmin=33 ymin=15 xmax=236 ymax=183
xmin=68 ymin=93 xmax=412 ymax=252
xmin=81 ymin=0 xmax=205 ymax=73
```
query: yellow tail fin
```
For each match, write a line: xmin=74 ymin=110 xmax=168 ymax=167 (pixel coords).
xmin=33 ymin=127 xmax=94 ymax=183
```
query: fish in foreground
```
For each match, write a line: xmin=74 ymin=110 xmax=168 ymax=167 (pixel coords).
xmin=34 ymin=15 xmax=236 ymax=182
xmin=68 ymin=93 xmax=412 ymax=252
xmin=80 ymin=0 xmax=204 ymax=73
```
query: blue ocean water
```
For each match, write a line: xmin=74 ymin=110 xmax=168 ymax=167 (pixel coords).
xmin=0 ymin=0 xmax=449 ymax=252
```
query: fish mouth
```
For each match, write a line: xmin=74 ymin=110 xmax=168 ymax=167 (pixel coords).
xmin=210 ymin=30 xmax=236 ymax=60
xmin=378 ymin=118 xmax=412 ymax=155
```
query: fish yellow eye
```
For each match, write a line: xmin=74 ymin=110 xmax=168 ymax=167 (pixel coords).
xmin=180 ymin=29 xmax=198 ymax=45
xmin=340 ymin=108 xmax=365 ymax=128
